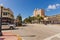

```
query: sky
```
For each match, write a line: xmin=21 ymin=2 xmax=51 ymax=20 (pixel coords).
xmin=0 ymin=0 xmax=60 ymax=20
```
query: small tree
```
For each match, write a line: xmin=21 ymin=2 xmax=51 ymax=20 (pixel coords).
xmin=23 ymin=15 xmax=44 ymax=24
xmin=23 ymin=16 xmax=34 ymax=23
xmin=37 ymin=15 xmax=44 ymax=23
xmin=24 ymin=18 xmax=29 ymax=23
xmin=16 ymin=14 xmax=22 ymax=26
xmin=31 ymin=16 xmax=36 ymax=21
xmin=28 ymin=16 xmax=32 ymax=23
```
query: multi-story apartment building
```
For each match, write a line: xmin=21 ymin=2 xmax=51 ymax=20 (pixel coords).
xmin=33 ymin=8 xmax=45 ymax=17
xmin=0 ymin=6 xmax=14 ymax=25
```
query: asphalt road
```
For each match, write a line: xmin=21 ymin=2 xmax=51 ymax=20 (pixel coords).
xmin=2 ymin=24 xmax=60 ymax=40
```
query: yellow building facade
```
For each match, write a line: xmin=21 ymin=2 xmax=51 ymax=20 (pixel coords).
xmin=33 ymin=8 xmax=45 ymax=17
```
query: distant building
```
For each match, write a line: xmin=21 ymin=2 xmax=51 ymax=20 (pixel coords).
xmin=0 ymin=6 xmax=14 ymax=25
xmin=45 ymin=14 xmax=60 ymax=24
xmin=33 ymin=8 xmax=45 ymax=17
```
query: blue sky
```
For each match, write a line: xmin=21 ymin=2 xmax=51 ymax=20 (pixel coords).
xmin=0 ymin=0 xmax=60 ymax=19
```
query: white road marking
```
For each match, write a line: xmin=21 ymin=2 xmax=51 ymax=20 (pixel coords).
xmin=44 ymin=33 xmax=60 ymax=40
xmin=22 ymin=37 xmax=25 ymax=40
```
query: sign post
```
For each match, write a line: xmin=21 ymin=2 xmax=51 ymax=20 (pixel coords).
xmin=0 ymin=6 xmax=3 ymax=36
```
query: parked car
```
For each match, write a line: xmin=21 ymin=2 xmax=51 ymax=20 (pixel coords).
xmin=8 ymin=24 xmax=16 ymax=29
xmin=2 ymin=24 xmax=16 ymax=30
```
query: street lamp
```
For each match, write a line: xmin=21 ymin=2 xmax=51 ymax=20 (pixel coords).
xmin=0 ymin=6 xmax=3 ymax=36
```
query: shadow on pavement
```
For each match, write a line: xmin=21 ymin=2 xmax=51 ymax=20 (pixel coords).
xmin=22 ymin=24 xmax=28 ymax=27
xmin=21 ymin=35 xmax=36 ymax=37
xmin=2 ymin=28 xmax=19 ymax=30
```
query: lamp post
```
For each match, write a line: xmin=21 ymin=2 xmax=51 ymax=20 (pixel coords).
xmin=0 ymin=6 xmax=3 ymax=36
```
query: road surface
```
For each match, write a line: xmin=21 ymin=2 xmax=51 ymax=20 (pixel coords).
xmin=2 ymin=24 xmax=60 ymax=40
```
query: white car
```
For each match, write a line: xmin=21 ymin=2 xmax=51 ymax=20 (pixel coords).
xmin=8 ymin=24 xmax=16 ymax=29
xmin=2 ymin=24 xmax=16 ymax=29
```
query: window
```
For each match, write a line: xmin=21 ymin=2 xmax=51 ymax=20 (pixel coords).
xmin=3 ymin=12 xmax=8 ymax=15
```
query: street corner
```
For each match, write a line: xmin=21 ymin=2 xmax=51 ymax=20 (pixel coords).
xmin=0 ymin=32 xmax=22 ymax=40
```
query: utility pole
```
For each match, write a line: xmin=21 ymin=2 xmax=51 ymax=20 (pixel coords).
xmin=0 ymin=6 xmax=3 ymax=36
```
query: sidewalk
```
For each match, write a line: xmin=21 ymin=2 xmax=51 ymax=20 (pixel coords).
xmin=0 ymin=32 xmax=22 ymax=40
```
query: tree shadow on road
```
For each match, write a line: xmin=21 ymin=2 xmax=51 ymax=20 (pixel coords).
xmin=2 ymin=28 xmax=19 ymax=30
xmin=21 ymin=35 xmax=36 ymax=37
xmin=22 ymin=24 xmax=28 ymax=27
xmin=16 ymin=24 xmax=28 ymax=27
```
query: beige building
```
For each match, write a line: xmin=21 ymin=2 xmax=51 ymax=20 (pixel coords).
xmin=44 ymin=14 xmax=60 ymax=24
xmin=33 ymin=8 xmax=45 ymax=17
xmin=0 ymin=6 xmax=14 ymax=25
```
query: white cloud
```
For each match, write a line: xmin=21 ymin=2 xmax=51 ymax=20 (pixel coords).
xmin=56 ymin=4 xmax=60 ymax=6
xmin=48 ymin=5 xmax=56 ymax=9
xmin=46 ymin=4 xmax=60 ymax=11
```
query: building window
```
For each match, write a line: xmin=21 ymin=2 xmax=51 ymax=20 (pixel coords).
xmin=3 ymin=12 xmax=8 ymax=15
